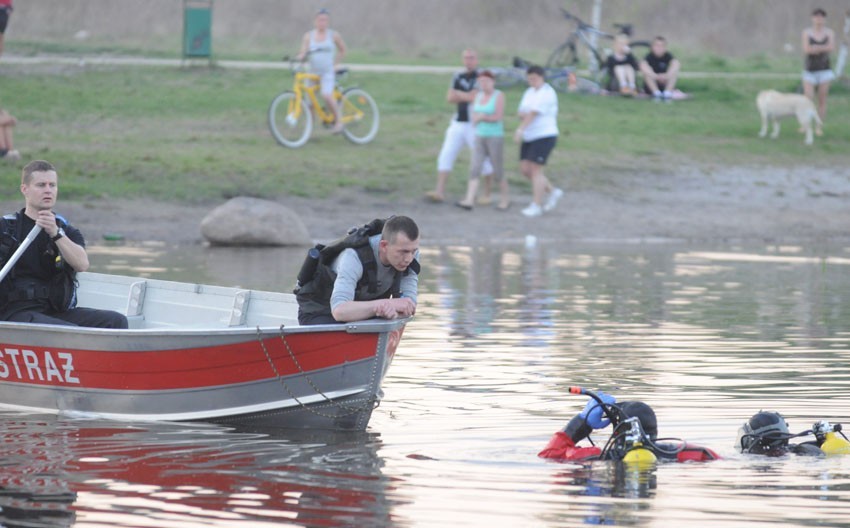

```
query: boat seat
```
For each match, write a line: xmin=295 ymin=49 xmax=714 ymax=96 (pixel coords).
xmin=228 ymin=290 xmax=251 ymax=327
xmin=124 ymin=280 xmax=147 ymax=328
xmin=126 ymin=280 xmax=147 ymax=315
xmin=126 ymin=314 xmax=146 ymax=329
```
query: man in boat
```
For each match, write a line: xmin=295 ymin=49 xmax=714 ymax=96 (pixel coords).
xmin=735 ymin=411 xmax=850 ymax=457
xmin=538 ymin=389 xmax=720 ymax=462
xmin=0 ymin=160 xmax=128 ymax=328
xmin=296 ymin=215 xmax=420 ymax=325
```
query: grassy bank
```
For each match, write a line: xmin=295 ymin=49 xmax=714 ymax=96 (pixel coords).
xmin=1 ymin=63 xmax=848 ymax=203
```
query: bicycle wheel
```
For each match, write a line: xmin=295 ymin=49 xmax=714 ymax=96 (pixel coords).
xmin=340 ymin=88 xmax=379 ymax=145
xmin=269 ymin=91 xmax=312 ymax=148
xmin=548 ymin=69 xmax=572 ymax=92
xmin=546 ymin=40 xmax=579 ymax=69
xmin=491 ymin=67 xmax=526 ymax=89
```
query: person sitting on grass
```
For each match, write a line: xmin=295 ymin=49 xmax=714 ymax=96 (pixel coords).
xmin=639 ymin=36 xmax=681 ymax=101
xmin=606 ymin=34 xmax=639 ymax=96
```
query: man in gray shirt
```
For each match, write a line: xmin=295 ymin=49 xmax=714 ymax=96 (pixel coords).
xmin=297 ymin=216 xmax=420 ymax=325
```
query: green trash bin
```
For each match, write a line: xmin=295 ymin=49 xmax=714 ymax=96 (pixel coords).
xmin=183 ymin=0 xmax=213 ymax=58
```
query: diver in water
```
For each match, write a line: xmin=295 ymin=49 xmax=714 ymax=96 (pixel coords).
xmin=539 ymin=387 xmax=720 ymax=463
xmin=736 ymin=411 xmax=850 ymax=457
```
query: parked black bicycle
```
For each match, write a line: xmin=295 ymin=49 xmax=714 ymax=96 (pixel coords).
xmin=545 ymin=7 xmax=651 ymax=82
xmin=492 ymin=56 xmax=599 ymax=94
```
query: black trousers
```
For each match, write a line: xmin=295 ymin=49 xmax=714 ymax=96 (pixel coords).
xmin=297 ymin=310 xmax=339 ymax=326
xmin=7 ymin=307 xmax=129 ymax=329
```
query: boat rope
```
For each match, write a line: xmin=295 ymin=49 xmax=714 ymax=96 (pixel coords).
xmin=255 ymin=325 xmax=380 ymax=420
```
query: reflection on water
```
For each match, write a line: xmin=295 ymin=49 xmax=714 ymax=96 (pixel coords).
xmin=0 ymin=416 xmax=401 ymax=527
xmin=88 ymin=242 xmax=307 ymax=291
xmin=1 ymin=240 xmax=847 ymax=526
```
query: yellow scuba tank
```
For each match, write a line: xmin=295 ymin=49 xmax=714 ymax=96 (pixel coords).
xmin=821 ymin=432 xmax=850 ymax=456
xmin=813 ymin=421 xmax=850 ymax=456
xmin=623 ymin=444 xmax=658 ymax=466
xmin=621 ymin=417 xmax=658 ymax=467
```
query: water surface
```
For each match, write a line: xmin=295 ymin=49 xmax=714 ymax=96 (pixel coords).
xmin=2 ymin=240 xmax=848 ymax=527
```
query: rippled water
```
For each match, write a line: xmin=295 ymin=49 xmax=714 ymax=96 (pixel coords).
xmin=2 ymin=241 xmax=849 ymax=527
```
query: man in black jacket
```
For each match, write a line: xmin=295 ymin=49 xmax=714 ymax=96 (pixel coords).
xmin=0 ymin=160 xmax=127 ymax=328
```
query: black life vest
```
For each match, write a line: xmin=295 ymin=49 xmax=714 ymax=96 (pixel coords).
xmin=294 ymin=218 xmax=420 ymax=324
xmin=0 ymin=211 xmax=78 ymax=315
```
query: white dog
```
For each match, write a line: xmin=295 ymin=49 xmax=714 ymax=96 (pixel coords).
xmin=757 ymin=90 xmax=822 ymax=145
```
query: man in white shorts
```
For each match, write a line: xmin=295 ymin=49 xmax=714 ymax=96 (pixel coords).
xmin=426 ymin=49 xmax=493 ymax=203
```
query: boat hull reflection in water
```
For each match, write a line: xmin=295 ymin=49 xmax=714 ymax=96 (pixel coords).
xmin=0 ymin=415 xmax=398 ymax=526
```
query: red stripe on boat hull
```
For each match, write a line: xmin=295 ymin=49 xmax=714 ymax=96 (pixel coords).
xmin=0 ymin=331 xmax=380 ymax=390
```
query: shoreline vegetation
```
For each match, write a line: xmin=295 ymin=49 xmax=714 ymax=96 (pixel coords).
xmin=0 ymin=51 xmax=848 ymax=245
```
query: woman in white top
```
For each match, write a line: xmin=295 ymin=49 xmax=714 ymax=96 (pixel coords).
xmin=296 ymin=8 xmax=347 ymax=133
xmin=514 ymin=65 xmax=562 ymax=218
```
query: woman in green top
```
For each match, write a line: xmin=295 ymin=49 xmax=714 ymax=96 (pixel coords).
xmin=456 ymin=70 xmax=510 ymax=211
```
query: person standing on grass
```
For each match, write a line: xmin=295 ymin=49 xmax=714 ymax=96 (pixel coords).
xmin=295 ymin=8 xmax=347 ymax=134
xmin=802 ymin=8 xmax=836 ymax=135
xmin=0 ymin=0 xmax=11 ymax=58
xmin=639 ymin=36 xmax=681 ymax=101
xmin=456 ymin=70 xmax=510 ymax=211
xmin=514 ymin=65 xmax=562 ymax=218
xmin=425 ymin=49 xmax=494 ymax=204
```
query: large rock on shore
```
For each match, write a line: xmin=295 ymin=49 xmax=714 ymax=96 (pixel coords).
xmin=200 ymin=197 xmax=311 ymax=246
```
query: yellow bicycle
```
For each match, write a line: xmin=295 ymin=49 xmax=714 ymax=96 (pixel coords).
xmin=268 ymin=59 xmax=379 ymax=148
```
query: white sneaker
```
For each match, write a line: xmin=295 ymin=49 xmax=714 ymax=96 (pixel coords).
xmin=662 ymin=90 xmax=673 ymax=100
xmin=521 ymin=202 xmax=543 ymax=217
xmin=543 ymin=187 xmax=564 ymax=212
xmin=4 ymin=149 xmax=20 ymax=162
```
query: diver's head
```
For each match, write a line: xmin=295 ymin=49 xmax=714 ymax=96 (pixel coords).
xmin=619 ymin=401 xmax=658 ymax=440
xmin=737 ymin=411 xmax=790 ymax=455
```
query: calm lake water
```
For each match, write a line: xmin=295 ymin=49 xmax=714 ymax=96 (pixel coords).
xmin=2 ymin=240 xmax=849 ymax=527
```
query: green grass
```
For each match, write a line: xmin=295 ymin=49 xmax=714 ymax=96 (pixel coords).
xmin=1 ymin=62 xmax=848 ymax=203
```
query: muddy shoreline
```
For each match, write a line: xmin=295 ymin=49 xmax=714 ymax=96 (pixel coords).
xmin=5 ymin=165 xmax=849 ymax=248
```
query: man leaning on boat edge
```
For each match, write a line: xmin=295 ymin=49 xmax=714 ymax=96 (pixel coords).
xmin=296 ymin=216 xmax=420 ymax=325
xmin=0 ymin=160 xmax=127 ymax=328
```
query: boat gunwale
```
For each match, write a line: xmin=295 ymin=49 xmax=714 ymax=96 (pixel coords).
xmin=0 ymin=317 xmax=409 ymax=338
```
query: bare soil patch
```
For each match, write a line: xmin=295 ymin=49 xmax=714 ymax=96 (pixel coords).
xmin=4 ymin=165 xmax=849 ymax=248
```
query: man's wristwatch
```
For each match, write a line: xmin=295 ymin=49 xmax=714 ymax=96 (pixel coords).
xmin=52 ymin=228 xmax=65 ymax=242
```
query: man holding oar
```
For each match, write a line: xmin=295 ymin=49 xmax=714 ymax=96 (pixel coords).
xmin=0 ymin=160 xmax=127 ymax=328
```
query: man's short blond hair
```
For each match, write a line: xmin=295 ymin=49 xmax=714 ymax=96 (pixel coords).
xmin=22 ymin=160 xmax=57 ymax=185
xmin=382 ymin=216 xmax=419 ymax=244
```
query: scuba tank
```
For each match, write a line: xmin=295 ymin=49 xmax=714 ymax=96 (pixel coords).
xmin=621 ymin=417 xmax=658 ymax=467
xmin=813 ymin=421 xmax=850 ymax=456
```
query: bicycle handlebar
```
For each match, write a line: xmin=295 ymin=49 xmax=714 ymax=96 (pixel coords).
xmin=560 ymin=7 xmax=588 ymax=28
xmin=612 ymin=23 xmax=635 ymax=36
xmin=560 ymin=7 xmax=636 ymax=38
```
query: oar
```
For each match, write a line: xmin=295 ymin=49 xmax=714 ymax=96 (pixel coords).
xmin=0 ymin=225 xmax=42 ymax=283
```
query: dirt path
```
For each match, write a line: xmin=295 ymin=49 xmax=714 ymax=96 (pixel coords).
xmin=2 ymin=55 xmax=801 ymax=79
xmin=4 ymin=164 xmax=849 ymax=247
